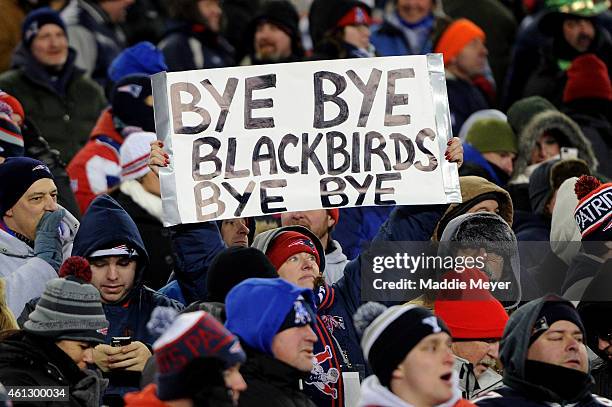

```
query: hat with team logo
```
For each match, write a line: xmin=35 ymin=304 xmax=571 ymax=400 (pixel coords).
xmin=88 ymin=243 xmax=139 ymax=259
xmin=0 ymin=157 xmax=53 ymax=215
xmin=574 ymin=175 xmax=612 ymax=243
xmin=225 ymin=278 xmax=317 ymax=356
xmin=147 ymin=307 xmax=246 ymax=401
xmin=354 ymin=303 xmax=450 ymax=387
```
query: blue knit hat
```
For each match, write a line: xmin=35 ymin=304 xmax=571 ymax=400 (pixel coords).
xmin=22 ymin=8 xmax=67 ymax=49
xmin=0 ymin=157 xmax=54 ymax=215
xmin=225 ymin=278 xmax=317 ymax=355
xmin=107 ymin=41 xmax=167 ymax=84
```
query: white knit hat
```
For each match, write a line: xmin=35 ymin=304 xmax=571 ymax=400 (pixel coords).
xmin=120 ymin=131 xmax=156 ymax=181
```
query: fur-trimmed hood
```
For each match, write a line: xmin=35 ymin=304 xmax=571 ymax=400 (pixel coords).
xmin=433 ymin=176 xmax=514 ymax=241
xmin=512 ymin=110 xmax=598 ymax=181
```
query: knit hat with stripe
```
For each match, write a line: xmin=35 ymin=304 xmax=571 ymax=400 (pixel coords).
xmin=574 ymin=175 xmax=612 ymax=242
xmin=24 ymin=256 xmax=109 ymax=344
xmin=0 ymin=114 xmax=23 ymax=158
xmin=120 ymin=131 xmax=156 ymax=181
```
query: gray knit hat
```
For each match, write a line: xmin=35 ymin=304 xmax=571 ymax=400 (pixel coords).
xmin=24 ymin=257 xmax=108 ymax=344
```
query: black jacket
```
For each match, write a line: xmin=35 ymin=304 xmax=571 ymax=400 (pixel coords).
xmin=0 ymin=331 xmax=106 ymax=407
xmin=238 ymin=345 xmax=316 ymax=407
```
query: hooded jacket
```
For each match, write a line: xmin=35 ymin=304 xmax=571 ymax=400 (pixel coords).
xmin=70 ymin=195 xmax=182 ymax=399
xmin=0 ymin=330 xmax=107 ymax=407
xmin=0 ymin=206 xmax=79 ymax=316
xmin=0 ymin=46 xmax=106 ymax=163
xmin=438 ymin=212 xmax=523 ymax=308
xmin=333 ymin=206 xmax=394 ymax=260
xmin=511 ymin=110 xmax=598 ymax=185
xmin=474 ymin=295 xmax=611 ymax=407
xmin=433 ymin=176 xmax=513 ymax=242
xmin=358 ymin=373 xmax=475 ymax=407
xmin=67 ymin=108 xmax=123 ymax=214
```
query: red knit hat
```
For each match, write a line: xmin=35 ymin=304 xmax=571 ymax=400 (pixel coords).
xmin=266 ymin=231 xmax=321 ymax=271
xmin=336 ymin=6 xmax=372 ymax=27
xmin=328 ymin=208 xmax=339 ymax=225
xmin=435 ymin=298 xmax=508 ymax=339
xmin=434 ymin=267 xmax=509 ymax=339
xmin=434 ymin=19 xmax=486 ymax=65
xmin=0 ymin=91 xmax=25 ymax=123
xmin=563 ymin=54 xmax=612 ymax=103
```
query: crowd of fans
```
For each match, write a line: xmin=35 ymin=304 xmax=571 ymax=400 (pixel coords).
xmin=0 ymin=0 xmax=611 ymax=406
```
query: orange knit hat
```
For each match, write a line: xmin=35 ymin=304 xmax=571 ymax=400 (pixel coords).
xmin=434 ymin=19 xmax=486 ymax=65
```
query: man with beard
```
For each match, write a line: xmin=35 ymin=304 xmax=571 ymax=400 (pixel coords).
xmin=475 ymin=295 xmax=612 ymax=406
xmin=522 ymin=0 xmax=612 ymax=106
xmin=242 ymin=0 xmax=303 ymax=65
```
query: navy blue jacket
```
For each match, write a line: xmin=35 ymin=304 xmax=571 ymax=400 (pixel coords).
xmin=332 ymin=206 xmax=394 ymax=260
xmin=71 ymin=195 xmax=183 ymax=399
xmin=474 ymin=386 xmax=612 ymax=406
xmin=159 ymin=22 xmax=235 ymax=72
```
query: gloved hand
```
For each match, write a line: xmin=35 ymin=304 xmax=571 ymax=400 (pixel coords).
xmin=33 ymin=209 xmax=65 ymax=272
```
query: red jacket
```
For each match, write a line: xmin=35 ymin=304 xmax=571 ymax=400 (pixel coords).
xmin=66 ymin=108 xmax=123 ymax=214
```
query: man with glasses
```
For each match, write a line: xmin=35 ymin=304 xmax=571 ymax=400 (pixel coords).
xmin=435 ymin=295 xmax=509 ymax=400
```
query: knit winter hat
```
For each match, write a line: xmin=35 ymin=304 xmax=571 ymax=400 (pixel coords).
xmin=309 ymin=0 xmax=372 ymax=46
xmin=0 ymin=91 xmax=25 ymax=123
xmin=459 ymin=109 xmax=508 ymax=141
xmin=266 ymin=230 xmax=321 ymax=271
xmin=120 ymin=131 xmax=156 ymax=181
xmin=225 ymin=278 xmax=316 ymax=356
xmin=573 ymin=175 xmax=612 ymax=241
xmin=435 ymin=297 xmax=508 ymax=340
xmin=149 ymin=307 xmax=246 ymax=401
xmin=24 ymin=256 xmax=109 ymax=344
xmin=466 ymin=118 xmax=518 ymax=154
xmin=206 ymin=246 xmax=277 ymax=303
xmin=336 ymin=5 xmax=372 ymax=27
xmin=107 ymin=41 xmax=167 ymax=84
xmin=110 ymin=74 xmax=155 ymax=133
xmin=0 ymin=157 xmax=54 ymax=215
xmin=354 ymin=303 xmax=450 ymax=387
xmin=563 ymin=54 xmax=612 ymax=103
xmin=0 ymin=114 xmax=24 ymax=158
xmin=22 ymin=7 xmax=67 ymax=49
xmin=529 ymin=300 xmax=586 ymax=346
xmin=506 ymin=96 xmax=557 ymax=135
xmin=247 ymin=0 xmax=303 ymax=57
xmin=434 ymin=19 xmax=486 ymax=65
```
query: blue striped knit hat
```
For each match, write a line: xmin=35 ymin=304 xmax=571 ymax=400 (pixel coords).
xmin=24 ymin=257 xmax=109 ymax=344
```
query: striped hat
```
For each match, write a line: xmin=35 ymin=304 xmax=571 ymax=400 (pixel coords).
xmin=120 ymin=131 xmax=156 ymax=181
xmin=24 ymin=257 xmax=109 ymax=344
xmin=574 ymin=175 xmax=612 ymax=242
xmin=0 ymin=113 xmax=23 ymax=158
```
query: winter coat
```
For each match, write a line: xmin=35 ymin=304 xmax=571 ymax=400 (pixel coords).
xmin=66 ymin=108 xmax=122 ymax=214
xmin=70 ymin=194 xmax=183 ymax=399
xmin=358 ymin=373 xmax=475 ymax=407
xmin=550 ymin=177 xmax=581 ymax=265
xmin=562 ymin=99 xmax=612 ymax=179
xmin=475 ymin=296 xmax=612 ymax=407
xmin=523 ymin=27 xmax=612 ymax=107
xmin=332 ymin=206 xmax=394 ymax=260
xmin=61 ymin=0 xmax=127 ymax=87
xmin=0 ymin=331 xmax=107 ymax=407
xmin=238 ymin=344 xmax=316 ymax=407
xmin=370 ymin=9 xmax=451 ymax=57
xmin=461 ymin=144 xmax=508 ymax=187
xmin=111 ymin=182 xmax=173 ymax=290
xmin=514 ymin=211 xmax=550 ymax=242
xmin=562 ymin=252 xmax=607 ymax=300
xmin=432 ymin=175 xmax=514 ymax=242
xmin=0 ymin=207 xmax=79 ymax=316
xmin=159 ymin=22 xmax=235 ymax=72
xmin=0 ymin=47 xmax=106 ymax=163
xmin=324 ymin=239 xmax=349 ymax=284
xmin=454 ymin=356 xmax=503 ymax=401
xmin=446 ymin=75 xmax=490 ymax=138
xmin=510 ymin=110 xmax=598 ymax=185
